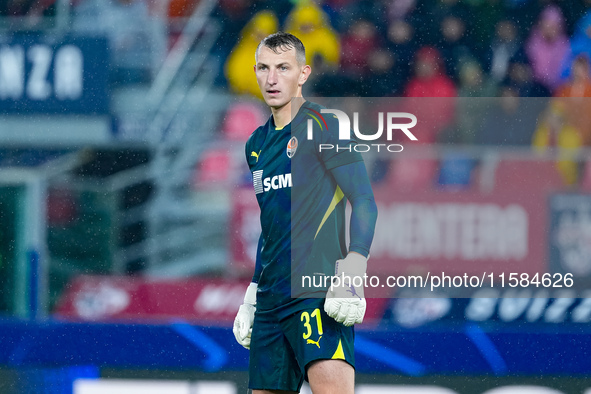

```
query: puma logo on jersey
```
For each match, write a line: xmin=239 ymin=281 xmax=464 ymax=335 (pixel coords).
xmin=252 ymin=170 xmax=292 ymax=194
xmin=307 ymin=336 xmax=322 ymax=348
xmin=251 ymin=150 xmax=261 ymax=163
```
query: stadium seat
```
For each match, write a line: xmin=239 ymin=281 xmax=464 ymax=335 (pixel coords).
xmin=437 ymin=154 xmax=475 ymax=190
xmin=387 ymin=157 xmax=438 ymax=192
xmin=194 ymin=148 xmax=232 ymax=186
xmin=222 ymin=102 xmax=267 ymax=141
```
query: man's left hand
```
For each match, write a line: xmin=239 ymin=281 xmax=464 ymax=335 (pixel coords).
xmin=324 ymin=252 xmax=367 ymax=326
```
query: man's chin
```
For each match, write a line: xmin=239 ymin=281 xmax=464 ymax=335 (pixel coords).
xmin=265 ymin=97 xmax=288 ymax=109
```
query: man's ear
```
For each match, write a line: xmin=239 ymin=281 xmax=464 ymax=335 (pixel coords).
xmin=299 ymin=65 xmax=312 ymax=86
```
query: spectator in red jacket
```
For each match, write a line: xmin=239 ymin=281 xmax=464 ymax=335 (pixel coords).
xmin=403 ymin=46 xmax=457 ymax=144
xmin=340 ymin=19 xmax=380 ymax=76
xmin=404 ymin=46 xmax=457 ymax=98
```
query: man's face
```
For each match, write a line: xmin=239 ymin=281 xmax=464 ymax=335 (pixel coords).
xmin=255 ymin=46 xmax=309 ymax=109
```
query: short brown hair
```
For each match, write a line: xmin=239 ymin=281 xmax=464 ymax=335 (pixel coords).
xmin=256 ymin=32 xmax=306 ymax=65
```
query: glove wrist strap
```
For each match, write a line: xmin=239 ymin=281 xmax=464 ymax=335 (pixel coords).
xmin=336 ymin=252 xmax=368 ymax=277
xmin=244 ymin=282 xmax=258 ymax=305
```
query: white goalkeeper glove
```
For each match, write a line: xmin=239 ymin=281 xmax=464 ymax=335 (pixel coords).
xmin=233 ymin=282 xmax=257 ymax=349
xmin=324 ymin=253 xmax=367 ymax=327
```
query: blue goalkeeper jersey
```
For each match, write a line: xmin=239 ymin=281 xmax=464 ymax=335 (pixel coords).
xmin=245 ymin=101 xmax=364 ymax=312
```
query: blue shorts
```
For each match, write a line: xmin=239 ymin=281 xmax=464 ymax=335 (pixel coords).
xmin=248 ymin=298 xmax=355 ymax=392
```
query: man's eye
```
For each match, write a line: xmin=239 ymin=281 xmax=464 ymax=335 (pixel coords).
xmin=281 ymin=66 xmax=288 ymax=71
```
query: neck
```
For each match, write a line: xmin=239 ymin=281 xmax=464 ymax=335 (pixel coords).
xmin=272 ymin=96 xmax=305 ymax=129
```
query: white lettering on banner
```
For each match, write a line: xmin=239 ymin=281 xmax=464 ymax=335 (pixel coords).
xmin=73 ymin=379 xmax=192 ymax=394
xmin=372 ymin=202 xmax=528 ymax=260
xmin=55 ymin=45 xmax=83 ymax=100
xmin=465 ymin=289 xmax=589 ymax=323
xmin=0 ymin=45 xmax=24 ymax=99
xmin=73 ymin=284 xmax=130 ymax=320
xmin=193 ymin=284 xmax=245 ymax=314
xmin=572 ymin=296 xmax=591 ymax=323
xmin=497 ymin=293 xmax=532 ymax=322
xmin=74 ymin=379 xmax=237 ymax=394
xmin=0 ymin=44 xmax=84 ymax=101
xmin=193 ymin=382 xmax=237 ymax=394
xmin=544 ymin=293 xmax=576 ymax=323
xmin=27 ymin=45 xmax=52 ymax=100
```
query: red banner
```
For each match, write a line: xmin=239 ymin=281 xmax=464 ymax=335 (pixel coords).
xmin=368 ymin=187 xmax=547 ymax=278
xmin=54 ymin=276 xmax=251 ymax=324
xmin=230 ymin=186 xmax=549 ymax=281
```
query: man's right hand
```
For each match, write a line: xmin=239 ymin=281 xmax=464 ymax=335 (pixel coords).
xmin=233 ymin=282 xmax=257 ymax=349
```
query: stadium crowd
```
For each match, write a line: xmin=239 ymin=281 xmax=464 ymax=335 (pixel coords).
xmin=211 ymin=0 xmax=591 ymax=187
xmin=218 ymin=0 xmax=591 ymax=99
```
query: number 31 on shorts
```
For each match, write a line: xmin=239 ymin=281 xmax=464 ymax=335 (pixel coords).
xmin=301 ymin=309 xmax=323 ymax=339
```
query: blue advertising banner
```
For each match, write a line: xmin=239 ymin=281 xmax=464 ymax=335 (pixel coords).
xmin=384 ymin=294 xmax=591 ymax=328
xmin=0 ymin=35 xmax=109 ymax=114
xmin=1 ymin=318 xmax=591 ymax=376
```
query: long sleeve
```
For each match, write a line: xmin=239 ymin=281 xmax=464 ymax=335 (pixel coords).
xmin=330 ymin=161 xmax=378 ymax=258
xmin=251 ymin=234 xmax=264 ymax=284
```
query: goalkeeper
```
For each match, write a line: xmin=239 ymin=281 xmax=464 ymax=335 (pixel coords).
xmin=233 ymin=32 xmax=377 ymax=394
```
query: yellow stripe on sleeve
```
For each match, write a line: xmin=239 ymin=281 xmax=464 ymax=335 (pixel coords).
xmin=314 ymin=186 xmax=344 ymax=239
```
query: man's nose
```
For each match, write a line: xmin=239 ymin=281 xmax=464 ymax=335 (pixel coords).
xmin=267 ymin=68 xmax=278 ymax=85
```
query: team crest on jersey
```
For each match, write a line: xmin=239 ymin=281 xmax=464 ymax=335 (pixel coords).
xmin=287 ymin=136 xmax=298 ymax=158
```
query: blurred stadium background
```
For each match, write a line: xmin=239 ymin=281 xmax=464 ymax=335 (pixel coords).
xmin=1 ymin=0 xmax=591 ymax=392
